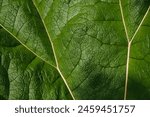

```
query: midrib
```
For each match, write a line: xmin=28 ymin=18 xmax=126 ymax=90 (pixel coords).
xmin=32 ymin=1 xmax=75 ymax=100
xmin=119 ymin=0 xmax=150 ymax=100
xmin=123 ymin=42 xmax=131 ymax=100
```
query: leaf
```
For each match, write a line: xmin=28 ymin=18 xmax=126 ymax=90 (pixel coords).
xmin=121 ymin=0 xmax=150 ymax=39
xmin=0 ymin=0 xmax=55 ymax=66
xmin=0 ymin=27 xmax=72 ymax=99
xmin=0 ymin=0 xmax=150 ymax=99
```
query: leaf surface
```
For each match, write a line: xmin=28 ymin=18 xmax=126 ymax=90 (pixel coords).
xmin=0 ymin=0 xmax=150 ymax=99
xmin=0 ymin=27 xmax=71 ymax=99
xmin=0 ymin=0 xmax=55 ymax=66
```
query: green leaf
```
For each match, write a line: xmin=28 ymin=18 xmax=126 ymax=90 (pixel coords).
xmin=0 ymin=0 xmax=55 ymax=66
xmin=0 ymin=27 xmax=72 ymax=99
xmin=0 ymin=0 xmax=150 ymax=99
xmin=121 ymin=0 xmax=150 ymax=39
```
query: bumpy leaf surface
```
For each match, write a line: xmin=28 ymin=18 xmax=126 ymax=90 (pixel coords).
xmin=0 ymin=27 xmax=71 ymax=99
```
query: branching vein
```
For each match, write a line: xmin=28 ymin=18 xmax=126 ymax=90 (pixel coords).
xmin=119 ymin=0 xmax=150 ymax=100
xmin=32 ymin=1 xmax=75 ymax=100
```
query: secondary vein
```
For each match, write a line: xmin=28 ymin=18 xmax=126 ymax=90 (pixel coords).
xmin=130 ymin=6 xmax=150 ymax=43
xmin=119 ymin=0 xmax=129 ymax=42
xmin=0 ymin=24 xmax=56 ymax=69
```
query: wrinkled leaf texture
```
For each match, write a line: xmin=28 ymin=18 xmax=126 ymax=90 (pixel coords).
xmin=0 ymin=0 xmax=150 ymax=99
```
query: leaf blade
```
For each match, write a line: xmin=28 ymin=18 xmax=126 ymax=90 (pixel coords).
xmin=33 ymin=0 xmax=128 ymax=99
xmin=0 ymin=0 xmax=56 ymax=67
xmin=0 ymin=27 xmax=72 ymax=99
